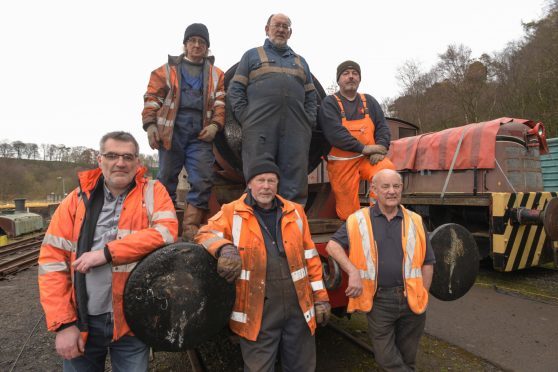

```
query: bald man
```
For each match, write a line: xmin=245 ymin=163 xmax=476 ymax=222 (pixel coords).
xmin=326 ymin=169 xmax=435 ymax=371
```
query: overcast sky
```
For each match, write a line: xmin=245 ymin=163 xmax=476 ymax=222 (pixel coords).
xmin=1 ymin=0 xmax=547 ymax=154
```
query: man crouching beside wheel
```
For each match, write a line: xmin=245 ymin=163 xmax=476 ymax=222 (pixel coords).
xmin=326 ymin=169 xmax=435 ymax=371
xmin=196 ymin=154 xmax=331 ymax=371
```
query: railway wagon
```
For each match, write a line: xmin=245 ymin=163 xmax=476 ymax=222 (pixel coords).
xmin=0 ymin=199 xmax=43 ymax=241
xmin=386 ymin=117 xmax=557 ymax=274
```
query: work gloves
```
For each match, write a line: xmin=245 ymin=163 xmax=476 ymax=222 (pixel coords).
xmin=315 ymin=301 xmax=331 ymax=326
xmin=217 ymin=244 xmax=242 ymax=283
xmin=198 ymin=123 xmax=219 ymax=143
xmin=147 ymin=125 xmax=160 ymax=150
xmin=369 ymin=153 xmax=385 ymax=165
xmin=362 ymin=144 xmax=387 ymax=165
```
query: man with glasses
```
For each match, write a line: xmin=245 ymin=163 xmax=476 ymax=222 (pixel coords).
xmin=196 ymin=154 xmax=330 ymax=371
xmin=142 ymin=23 xmax=225 ymax=241
xmin=228 ymin=13 xmax=317 ymax=206
xmin=325 ymin=169 xmax=435 ymax=371
xmin=39 ymin=131 xmax=178 ymax=371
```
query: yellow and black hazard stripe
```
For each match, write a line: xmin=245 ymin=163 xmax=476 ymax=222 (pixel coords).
xmin=492 ymin=192 xmax=557 ymax=272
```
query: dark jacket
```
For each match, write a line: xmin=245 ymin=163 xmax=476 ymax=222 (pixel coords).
xmin=318 ymin=93 xmax=391 ymax=153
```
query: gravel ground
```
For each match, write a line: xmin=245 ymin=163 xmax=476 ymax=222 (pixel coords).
xmin=0 ymin=266 xmax=508 ymax=372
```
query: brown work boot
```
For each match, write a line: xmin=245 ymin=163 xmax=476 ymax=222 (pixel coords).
xmin=182 ymin=204 xmax=206 ymax=242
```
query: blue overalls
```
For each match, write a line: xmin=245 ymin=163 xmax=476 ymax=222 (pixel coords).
xmin=157 ymin=62 xmax=214 ymax=209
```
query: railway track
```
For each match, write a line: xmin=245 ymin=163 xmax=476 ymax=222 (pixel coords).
xmin=0 ymin=233 xmax=44 ymax=277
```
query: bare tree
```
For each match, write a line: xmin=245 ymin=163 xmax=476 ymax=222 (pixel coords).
xmin=40 ymin=143 xmax=50 ymax=160
xmin=28 ymin=143 xmax=39 ymax=159
xmin=0 ymin=142 xmax=13 ymax=158
xmin=11 ymin=141 xmax=26 ymax=159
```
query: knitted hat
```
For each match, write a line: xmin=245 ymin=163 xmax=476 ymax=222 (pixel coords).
xmin=183 ymin=23 xmax=210 ymax=47
xmin=336 ymin=60 xmax=361 ymax=81
xmin=246 ymin=153 xmax=280 ymax=182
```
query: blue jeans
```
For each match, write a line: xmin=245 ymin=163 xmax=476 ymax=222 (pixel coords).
xmin=63 ymin=313 xmax=149 ymax=372
xmin=157 ymin=112 xmax=215 ymax=209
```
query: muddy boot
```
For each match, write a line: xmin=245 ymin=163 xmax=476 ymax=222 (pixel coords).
xmin=182 ymin=204 xmax=206 ymax=242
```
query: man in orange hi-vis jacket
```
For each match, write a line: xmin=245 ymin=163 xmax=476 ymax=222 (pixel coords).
xmin=326 ymin=169 xmax=435 ymax=371
xmin=196 ymin=154 xmax=330 ymax=372
xmin=38 ymin=131 xmax=178 ymax=371
xmin=142 ymin=23 xmax=225 ymax=242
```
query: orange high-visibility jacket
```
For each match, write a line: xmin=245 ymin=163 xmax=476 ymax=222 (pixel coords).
xmin=142 ymin=55 xmax=226 ymax=150
xmin=38 ymin=167 xmax=178 ymax=341
xmin=346 ymin=206 xmax=428 ymax=314
xmin=196 ymin=194 xmax=329 ymax=341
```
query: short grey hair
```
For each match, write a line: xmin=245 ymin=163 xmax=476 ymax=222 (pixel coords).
xmin=372 ymin=169 xmax=403 ymax=185
xmin=266 ymin=13 xmax=292 ymax=26
xmin=99 ymin=131 xmax=140 ymax=155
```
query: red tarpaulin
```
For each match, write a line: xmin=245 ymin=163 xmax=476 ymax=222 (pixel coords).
xmin=387 ymin=117 xmax=539 ymax=171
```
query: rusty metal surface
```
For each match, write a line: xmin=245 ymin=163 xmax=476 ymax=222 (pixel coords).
xmin=429 ymin=223 xmax=479 ymax=301
xmin=124 ymin=243 xmax=235 ymax=351
xmin=399 ymin=122 xmax=544 ymax=195
xmin=543 ymin=197 xmax=558 ymax=240
xmin=401 ymin=194 xmax=491 ymax=206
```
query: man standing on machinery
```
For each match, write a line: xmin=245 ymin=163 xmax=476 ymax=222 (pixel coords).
xmin=142 ymin=23 xmax=225 ymax=241
xmin=228 ymin=13 xmax=318 ymax=205
xmin=318 ymin=60 xmax=395 ymax=220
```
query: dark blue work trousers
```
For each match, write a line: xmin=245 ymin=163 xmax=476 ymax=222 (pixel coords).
xmin=157 ymin=111 xmax=214 ymax=209
xmin=367 ymin=287 xmax=426 ymax=372
xmin=63 ymin=313 xmax=149 ymax=372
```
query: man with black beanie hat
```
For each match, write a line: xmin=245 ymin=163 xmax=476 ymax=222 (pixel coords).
xmin=142 ymin=23 xmax=225 ymax=242
xmin=197 ymin=153 xmax=331 ymax=372
xmin=318 ymin=60 xmax=396 ymax=220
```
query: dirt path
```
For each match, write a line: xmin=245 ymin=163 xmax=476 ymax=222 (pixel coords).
xmin=426 ymin=284 xmax=558 ymax=371
xmin=0 ymin=267 xmax=501 ymax=371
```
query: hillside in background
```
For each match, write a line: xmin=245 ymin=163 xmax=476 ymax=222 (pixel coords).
xmin=389 ymin=1 xmax=558 ymax=136
xmin=0 ymin=158 xmax=95 ymax=203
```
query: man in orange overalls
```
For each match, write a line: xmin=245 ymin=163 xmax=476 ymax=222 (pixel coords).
xmin=318 ymin=60 xmax=395 ymax=220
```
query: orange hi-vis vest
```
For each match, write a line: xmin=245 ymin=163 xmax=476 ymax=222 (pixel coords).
xmin=346 ymin=206 xmax=428 ymax=314
xmin=328 ymin=93 xmax=376 ymax=160
xmin=38 ymin=167 xmax=178 ymax=341
xmin=196 ymin=194 xmax=329 ymax=341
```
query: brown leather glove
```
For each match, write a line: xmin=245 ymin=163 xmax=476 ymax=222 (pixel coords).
xmin=362 ymin=144 xmax=387 ymax=156
xmin=369 ymin=153 xmax=386 ymax=165
xmin=198 ymin=123 xmax=219 ymax=143
xmin=147 ymin=125 xmax=160 ymax=150
xmin=217 ymin=244 xmax=242 ymax=283
xmin=314 ymin=301 xmax=331 ymax=326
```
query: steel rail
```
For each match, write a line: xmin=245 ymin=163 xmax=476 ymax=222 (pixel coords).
xmin=0 ymin=233 xmax=44 ymax=251
xmin=326 ymin=322 xmax=375 ymax=356
xmin=0 ymin=241 xmax=42 ymax=257
xmin=0 ymin=247 xmax=40 ymax=277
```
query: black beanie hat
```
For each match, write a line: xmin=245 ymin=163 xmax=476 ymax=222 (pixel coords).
xmin=246 ymin=153 xmax=280 ymax=182
xmin=183 ymin=23 xmax=210 ymax=47
xmin=336 ymin=60 xmax=361 ymax=82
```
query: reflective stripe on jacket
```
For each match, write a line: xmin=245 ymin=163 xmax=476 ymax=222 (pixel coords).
xmin=196 ymin=194 xmax=329 ymax=341
xmin=142 ymin=55 xmax=226 ymax=150
xmin=38 ymin=167 xmax=178 ymax=340
xmin=346 ymin=206 xmax=428 ymax=314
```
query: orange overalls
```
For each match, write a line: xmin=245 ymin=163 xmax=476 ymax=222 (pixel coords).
xmin=327 ymin=94 xmax=395 ymax=220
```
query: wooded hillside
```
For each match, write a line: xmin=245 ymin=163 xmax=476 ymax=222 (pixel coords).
xmin=389 ymin=1 xmax=558 ymax=136
xmin=0 ymin=158 xmax=95 ymax=202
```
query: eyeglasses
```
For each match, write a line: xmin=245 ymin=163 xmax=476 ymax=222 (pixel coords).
xmin=187 ymin=37 xmax=207 ymax=46
xmin=101 ymin=152 xmax=137 ymax=162
xmin=270 ymin=23 xmax=291 ymax=31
